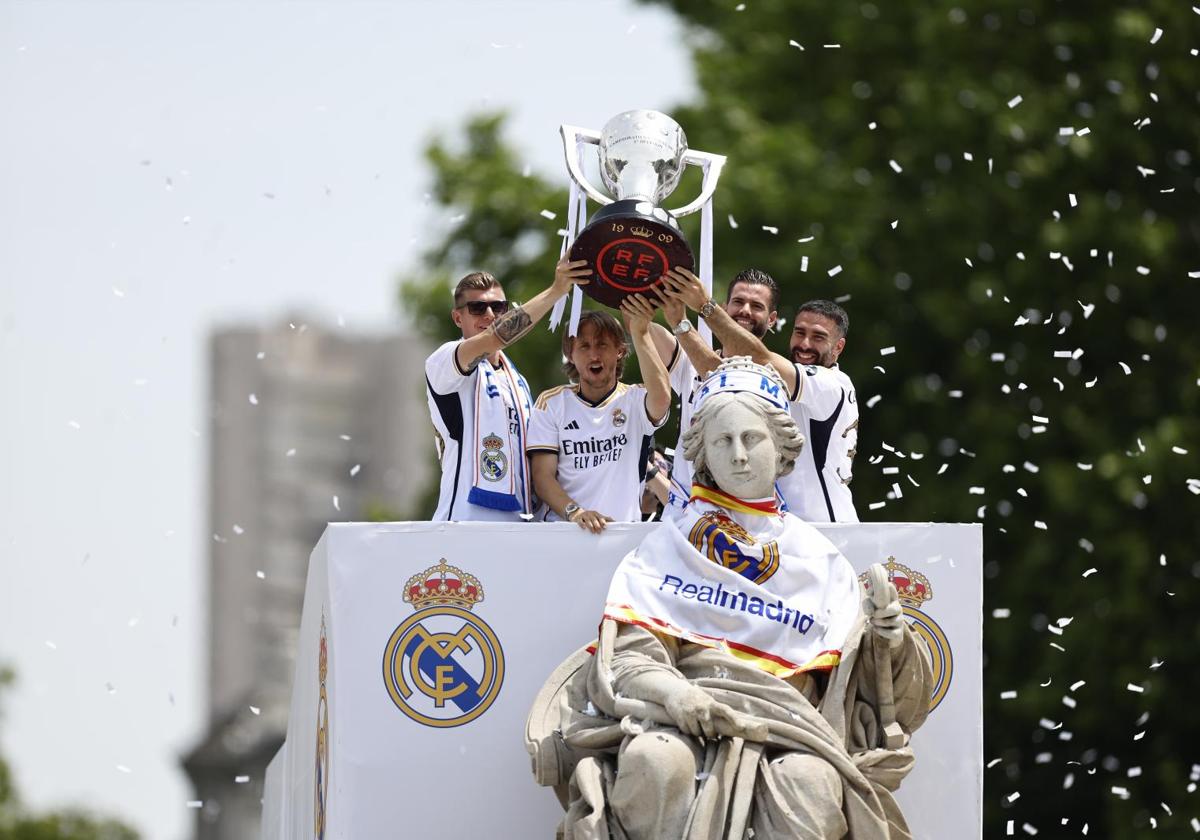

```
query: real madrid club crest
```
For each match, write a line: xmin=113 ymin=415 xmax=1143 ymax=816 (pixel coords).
xmin=381 ymin=559 xmax=505 ymax=728
xmin=611 ymin=407 xmax=627 ymax=428
xmin=859 ymin=557 xmax=953 ymax=711
xmin=314 ymin=615 xmax=329 ymax=839
xmin=480 ymin=433 xmax=508 ymax=483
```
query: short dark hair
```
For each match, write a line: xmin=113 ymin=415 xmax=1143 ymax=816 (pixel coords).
xmin=561 ymin=310 xmax=628 ymax=383
xmin=726 ymin=268 xmax=780 ymax=312
xmin=453 ymin=271 xmax=502 ymax=307
xmin=797 ymin=299 xmax=849 ymax=338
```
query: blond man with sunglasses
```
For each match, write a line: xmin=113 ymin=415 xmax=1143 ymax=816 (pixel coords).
xmin=424 ymin=257 xmax=590 ymax=521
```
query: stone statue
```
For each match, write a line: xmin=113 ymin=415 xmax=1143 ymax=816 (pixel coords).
xmin=526 ymin=357 xmax=933 ymax=839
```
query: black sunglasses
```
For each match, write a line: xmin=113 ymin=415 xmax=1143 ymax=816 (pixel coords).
xmin=457 ymin=300 xmax=511 ymax=316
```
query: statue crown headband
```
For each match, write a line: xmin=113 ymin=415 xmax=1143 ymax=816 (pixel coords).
xmin=693 ymin=356 xmax=791 ymax=415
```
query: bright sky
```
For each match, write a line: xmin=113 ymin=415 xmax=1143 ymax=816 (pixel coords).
xmin=0 ymin=2 xmax=693 ymax=837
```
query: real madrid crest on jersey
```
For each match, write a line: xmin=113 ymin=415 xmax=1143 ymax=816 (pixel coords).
xmin=381 ymin=559 xmax=505 ymax=728
xmin=611 ymin=407 xmax=627 ymax=427
xmin=687 ymin=512 xmax=781 ymax=586
xmin=479 ymin=433 xmax=508 ymax=482
xmin=859 ymin=557 xmax=953 ymax=711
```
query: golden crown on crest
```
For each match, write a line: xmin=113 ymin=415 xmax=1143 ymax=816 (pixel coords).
xmin=404 ymin=559 xmax=485 ymax=611
xmin=629 ymin=225 xmax=654 ymax=238
xmin=883 ymin=557 xmax=933 ymax=607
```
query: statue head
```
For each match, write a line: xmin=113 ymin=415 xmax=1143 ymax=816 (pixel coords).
xmin=682 ymin=358 xmax=805 ymax=499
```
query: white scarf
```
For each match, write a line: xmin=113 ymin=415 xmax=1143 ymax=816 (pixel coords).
xmin=604 ymin=492 xmax=861 ymax=677
xmin=467 ymin=353 xmax=532 ymax=513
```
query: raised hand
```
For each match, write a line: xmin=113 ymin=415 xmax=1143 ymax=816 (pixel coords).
xmin=660 ymin=267 xmax=711 ymax=312
xmin=554 ymin=257 xmax=592 ymax=294
xmin=619 ymin=293 xmax=658 ymax=334
xmin=864 ymin=563 xmax=904 ymax=649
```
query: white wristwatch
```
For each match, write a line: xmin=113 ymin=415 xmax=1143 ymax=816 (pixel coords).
xmin=672 ymin=319 xmax=693 ymax=336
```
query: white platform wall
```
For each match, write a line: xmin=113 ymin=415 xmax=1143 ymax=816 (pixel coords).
xmin=263 ymin=521 xmax=982 ymax=839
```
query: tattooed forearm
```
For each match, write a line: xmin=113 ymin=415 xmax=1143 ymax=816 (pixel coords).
xmin=490 ymin=303 xmax=533 ymax=346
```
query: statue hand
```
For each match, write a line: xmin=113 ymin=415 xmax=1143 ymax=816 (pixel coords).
xmin=664 ymin=683 xmax=766 ymax=741
xmin=864 ymin=563 xmax=904 ymax=649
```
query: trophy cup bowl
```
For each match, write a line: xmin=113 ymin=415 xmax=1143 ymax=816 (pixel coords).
xmin=566 ymin=111 xmax=696 ymax=309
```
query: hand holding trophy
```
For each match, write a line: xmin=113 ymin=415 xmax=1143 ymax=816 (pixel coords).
xmin=560 ymin=110 xmax=725 ymax=309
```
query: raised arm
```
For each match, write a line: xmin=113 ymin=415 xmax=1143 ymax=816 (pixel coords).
xmin=660 ymin=268 xmax=798 ymax=395
xmin=655 ymin=283 xmax=722 ymax=378
xmin=619 ymin=294 xmax=671 ymax=425
xmin=455 ymin=257 xmax=591 ymax=371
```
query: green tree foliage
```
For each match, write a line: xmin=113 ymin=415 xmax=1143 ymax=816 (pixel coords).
xmin=400 ymin=1 xmax=1198 ymax=833
xmin=0 ymin=669 xmax=139 ymax=840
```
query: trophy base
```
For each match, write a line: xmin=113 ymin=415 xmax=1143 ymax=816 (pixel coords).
xmin=569 ymin=200 xmax=694 ymax=309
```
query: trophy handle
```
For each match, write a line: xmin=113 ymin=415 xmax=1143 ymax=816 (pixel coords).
xmin=559 ymin=124 xmax=614 ymax=207
xmin=667 ymin=150 xmax=727 ymax=218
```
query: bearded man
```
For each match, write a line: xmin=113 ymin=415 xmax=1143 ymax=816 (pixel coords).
xmin=526 ymin=358 xmax=932 ymax=839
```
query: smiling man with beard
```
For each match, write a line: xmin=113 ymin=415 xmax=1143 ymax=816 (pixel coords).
xmin=657 ymin=271 xmax=860 ymax=523
xmin=526 ymin=300 xmax=671 ymax=533
xmin=636 ymin=268 xmax=781 ymax=510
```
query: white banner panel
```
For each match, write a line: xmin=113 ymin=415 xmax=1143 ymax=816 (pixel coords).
xmin=262 ymin=521 xmax=981 ymax=840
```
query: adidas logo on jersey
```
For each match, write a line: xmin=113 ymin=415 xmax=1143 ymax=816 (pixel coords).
xmin=564 ymin=420 xmax=580 ymax=430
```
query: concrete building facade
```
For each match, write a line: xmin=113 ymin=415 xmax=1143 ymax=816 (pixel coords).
xmin=183 ymin=317 xmax=429 ymax=839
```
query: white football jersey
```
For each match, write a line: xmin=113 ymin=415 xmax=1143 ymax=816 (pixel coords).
xmin=666 ymin=343 xmax=706 ymax=508
xmin=425 ymin=340 xmax=532 ymax=522
xmin=526 ymin=382 xmax=666 ymax=522
xmin=777 ymin=362 xmax=859 ymax=523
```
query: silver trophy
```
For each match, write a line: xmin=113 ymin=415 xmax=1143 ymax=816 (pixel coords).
xmin=561 ymin=110 xmax=726 ymax=308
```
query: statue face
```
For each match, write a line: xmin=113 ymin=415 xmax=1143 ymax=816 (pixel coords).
xmin=702 ymin=399 xmax=778 ymax=500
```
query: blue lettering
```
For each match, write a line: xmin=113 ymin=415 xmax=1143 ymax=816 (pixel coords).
xmin=681 ymin=584 xmax=698 ymax=599
xmin=759 ymin=376 xmax=781 ymax=399
xmin=661 ymin=575 xmax=683 ymax=594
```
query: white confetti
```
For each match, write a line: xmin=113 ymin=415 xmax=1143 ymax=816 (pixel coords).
xmin=800 ymin=256 xmax=809 ymax=272
xmin=249 ymin=705 xmax=261 ymax=715
xmin=1068 ymin=193 xmax=1077 ymax=207
xmin=727 ymin=214 xmax=739 ymax=229
xmin=186 ymin=801 xmax=204 ymax=808
xmin=248 ymin=393 xmax=258 ymax=405
xmin=762 ymin=225 xmax=779 ymax=234
xmin=890 ymin=219 xmax=898 ymax=229
xmin=235 ymin=775 xmax=250 ymax=783
xmin=1001 ymin=690 xmax=1018 ymax=700
xmin=879 ymin=346 xmax=895 ymax=356
xmin=828 ymin=264 xmax=842 ymax=277
xmin=333 ymin=495 xmax=340 ymax=511
xmin=866 ymin=395 xmax=882 ymax=408
xmin=1082 ymin=568 xmax=1098 ymax=577
xmin=117 ymin=764 xmax=132 ymax=773
xmin=1126 ymin=683 xmax=1144 ymax=693
xmin=350 ymin=464 xmax=361 ymax=476
xmin=1034 ymin=520 xmax=1048 ymax=530
xmin=1149 ymin=27 xmax=1163 ymax=44
xmin=788 ymin=39 xmax=805 ymax=50
xmin=888 ymin=160 xmax=902 ymax=173
xmin=256 ymin=570 xmax=265 ymax=579
xmin=1007 ymin=95 xmax=1023 ymax=108
xmin=539 ymin=209 xmax=557 ymax=220
xmin=993 ymin=608 xmax=1011 ymax=618
xmin=1118 ymin=362 xmax=1132 ymax=374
